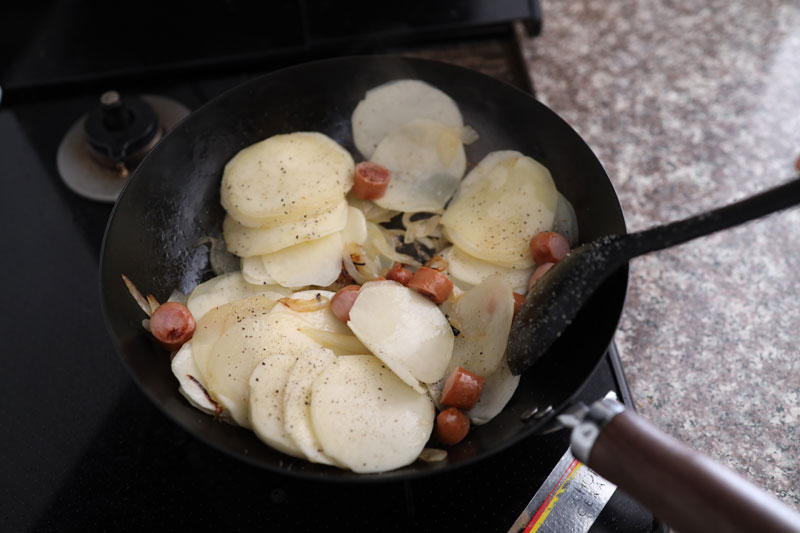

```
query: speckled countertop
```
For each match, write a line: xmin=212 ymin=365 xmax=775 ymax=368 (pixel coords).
xmin=519 ymin=0 xmax=800 ymax=510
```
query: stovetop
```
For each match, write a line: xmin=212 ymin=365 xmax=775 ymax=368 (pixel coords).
xmin=1 ymin=9 xmax=661 ymax=531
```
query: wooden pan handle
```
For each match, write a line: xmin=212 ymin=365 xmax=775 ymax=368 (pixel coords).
xmin=574 ymin=400 xmax=800 ymax=533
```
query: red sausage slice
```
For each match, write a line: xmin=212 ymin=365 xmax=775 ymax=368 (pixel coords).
xmin=407 ymin=267 xmax=453 ymax=305
xmin=529 ymin=232 xmax=570 ymax=264
xmin=150 ymin=302 xmax=196 ymax=351
xmin=512 ymin=292 xmax=525 ymax=319
xmin=435 ymin=407 xmax=470 ymax=445
xmin=385 ymin=262 xmax=413 ymax=285
xmin=352 ymin=161 xmax=391 ymax=200
xmin=527 ymin=262 xmax=555 ymax=291
xmin=440 ymin=366 xmax=485 ymax=410
xmin=330 ymin=285 xmax=361 ymax=322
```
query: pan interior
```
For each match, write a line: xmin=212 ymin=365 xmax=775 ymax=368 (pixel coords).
xmin=100 ymin=56 xmax=627 ymax=481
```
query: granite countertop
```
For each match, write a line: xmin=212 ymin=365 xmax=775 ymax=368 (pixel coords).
xmin=519 ymin=0 xmax=800 ymax=510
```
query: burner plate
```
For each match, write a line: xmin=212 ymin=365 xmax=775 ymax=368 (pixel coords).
xmin=56 ymin=95 xmax=190 ymax=202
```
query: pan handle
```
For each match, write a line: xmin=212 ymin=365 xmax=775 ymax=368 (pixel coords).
xmin=571 ymin=399 xmax=800 ymax=533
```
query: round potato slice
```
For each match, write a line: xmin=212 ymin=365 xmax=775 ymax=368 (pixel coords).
xmin=553 ymin=191 xmax=579 ymax=247
xmin=171 ymin=342 xmax=222 ymax=417
xmin=347 ymin=280 xmax=454 ymax=392
xmin=282 ymin=347 xmax=338 ymax=465
xmin=342 ymin=206 xmax=368 ymax=245
xmin=220 ymin=132 xmax=354 ymax=228
xmin=441 ymin=246 xmax=533 ymax=294
xmin=223 ymin=200 xmax=348 ymax=257
xmin=351 ymin=79 xmax=463 ymax=159
xmin=441 ymin=153 xmax=558 ymax=268
xmin=191 ymin=291 xmax=286 ymax=383
xmin=371 ymin=118 xmax=466 ymax=213
xmin=311 ymin=355 xmax=435 ymax=473
xmin=467 ymin=359 xmax=520 ymax=426
xmin=204 ymin=313 xmax=322 ymax=427
xmin=241 ymin=256 xmax=275 ymax=286
xmin=446 ymin=274 xmax=515 ymax=377
xmin=452 ymin=150 xmax=523 ymax=201
xmin=248 ymin=354 xmax=305 ymax=458
xmin=185 ymin=271 xmax=288 ymax=321
xmin=261 ymin=232 xmax=344 ymax=289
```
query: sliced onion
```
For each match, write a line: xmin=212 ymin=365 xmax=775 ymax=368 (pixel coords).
xmin=424 ymin=255 xmax=448 ymax=272
xmin=459 ymin=125 xmax=480 ymax=145
xmin=368 ymin=223 xmax=420 ymax=267
xmin=346 ymin=194 xmax=400 ymax=224
xmin=419 ymin=448 xmax=448 ymax=462
xmin=300 ymin=328 xmax=371 ymax=355
xmin=121 ymin=274 xmax=152 ymax=317
xmin=277 ymin=294 xmax=330 ymax=313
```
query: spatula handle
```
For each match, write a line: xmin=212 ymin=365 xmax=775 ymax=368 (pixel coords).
xmin=622 ymin=177 xmax=800 ymax=258
xmin=574 ymin=400 xmax=800 ymax=533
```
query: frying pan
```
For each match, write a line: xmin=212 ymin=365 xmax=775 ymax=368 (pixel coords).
xmin=100 ymin=55 xmax=629 ymax=482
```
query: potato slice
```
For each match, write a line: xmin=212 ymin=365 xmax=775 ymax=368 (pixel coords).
xmin=342 ymin=205 xmax=368 ymax=245
xmin=441 ymin=246 xmax=533 ymax=293
xmin=171 ymin=342 xmax=223 ymax=417
xmin=248 ymin=354 xmax=305 ymax=458
xmin=311 ymin=355 xmax=435 ymax=473
xmin=553 ymin=191 xmax=579 ymax=247
xmin=452 ymin=150 xmax=523 ymax=201
xmin=185 ymin=271 xmax=288 ymax=321
xmin=241 ymin=256 xmax=275 ymax=286
xmin=190 ymin=291 xmax=286 ymax=383
xmin=282 ymin=347 xmax=338 ymax=465
xmin=351 ymin=79 xmax=463 ymax=159
xmin=371 ymin=118 xmax=466 ymax=213
xmin=442 ymin=274 xmax=515 ymax=377
xmin=223 ymin=200 xmax=348 ymax=257
xmin=204 ymin=313 xmax=321 ymax=427
xmin=261 ymin=232 xmax=344 ymax=289
xmin=441 ymin=153 xmax=558 ymax=268
xmin=220 ymin=132 xmax=354 ymax=228
xmin=347 ymin=281 xmax=454 ymax=392
xmin=467 ymin=359 xmax=520 ymax=426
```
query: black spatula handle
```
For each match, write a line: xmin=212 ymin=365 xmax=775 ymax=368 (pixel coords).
xmin=620 ymin=177 xmax=800 ymax=259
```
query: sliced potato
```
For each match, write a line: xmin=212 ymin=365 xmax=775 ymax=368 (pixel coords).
xmin=371 ymin=118 xmax=466 ymax=213
xmin=220 ymin=132 xmax=354 ymax=228
xmin=171 ymin=342 xmax=223 ymax=417
xmin=248 ymin=354 xmax=305 ymax=458
xmin=190 ymin=291 xmax=286 ymax=383
xmin=467 ymin=359 xmax=520 ymax=426
xmin=351 ymin=79 xmax=463 ymax=159
xmin=185 ymin=271 xmax=288 ymax=321
xmin=441 ymin=153 xmax=558 ymax=268
xmin=241 ymin=256 xmax=275 ymax=286
xmin=347 ymin=281 xmax=454 ymax=392
xmin=453 ymin=150 xmax=523 ymax=201
xmin=311 ymin=355 xmax=435 ymax=473
xmin=261 ymin=232 xmax=344 ymax=289
xmin=553 ymin=191 xmax=579 ymax=247
xmin=442 ymin=274 xmax=515 ymax=377
xmin=223 ymin=200 xmax=348 ymax=257
xmin=282 ymin=347 xmax=338 ymax=465
xmin=204 ymin=313 xmax=321 ymax=427
xmin=441 ymin=246 xmax=533 ymax=293
xmin=342 ymin=205 xmax=368 ymax=245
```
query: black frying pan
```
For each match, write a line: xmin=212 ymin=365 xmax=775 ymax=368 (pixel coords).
xmin=100 ymin=56 xmax=628 ymax=482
